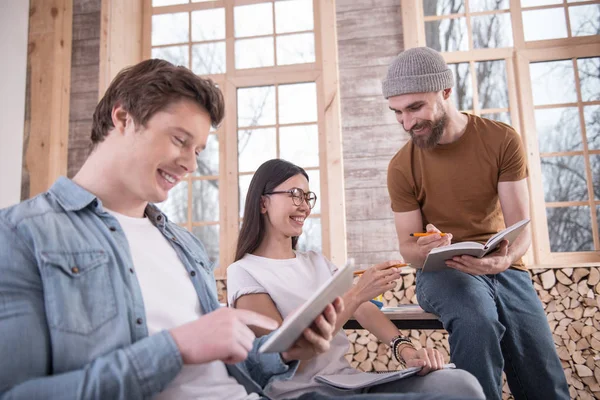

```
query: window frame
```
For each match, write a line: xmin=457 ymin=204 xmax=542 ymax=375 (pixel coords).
xmin=141 ymin=0 xmax=347 ymax=278
xmin=401 ymin=0 xmax=600 ymax=268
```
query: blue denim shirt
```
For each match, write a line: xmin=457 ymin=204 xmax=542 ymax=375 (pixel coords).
xmin=0 ymin=177 xmax=296 ymax=399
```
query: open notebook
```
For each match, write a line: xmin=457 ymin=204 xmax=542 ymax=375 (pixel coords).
xmin=422 ymin=219 xmax=530 ymax=272
xmin=315 ymin=364 xmax=456 ymax=390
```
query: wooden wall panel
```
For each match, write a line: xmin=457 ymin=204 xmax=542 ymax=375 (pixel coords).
xmin=343 ymin=156 xmax=390 ymax=190
xmin=69 ymin=92 xmax=98 ymax=121
xmin=73 ymin=0 xmax=101 ymax=14
xmin=346 ymin=219 xmax=398 ymax=254
xmin=335 ymin=0 xmax=399 ymax=14
xmin=342 ymin=124 xmax=407 ymax=159
xmin=68 ymin=120 xmax=94 ymax=149
xmin=336 ymin=1 xmax=406 ymax=271
xmin=336 ymin=6 xmax=402 ymax=42
xmin=341 ymin=96 xmax=399 ymax=128
xmin=71 ymin=39 xmax=100 ymax=66
xmin=337 ymin=35 xmax=403 ymax=69
xmin=67 ymin=0 xmax=101 ymax=178
xmin=345 ymin=187 xmax=393 ymax=221
xmin=71 ymin=64 xmax=100 ymax=93
xmin=339 ymin=65 xmax=389 ymax=98
xmin=72 ymin=11 xmax=100 ymax=40
xmin=68 ymin=0 xmax=144 ymax=178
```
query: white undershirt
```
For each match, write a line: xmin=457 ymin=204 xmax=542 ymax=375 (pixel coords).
xmin=227 ymin=251 xmax=360 ymax=399
xmin=107 ymin=209 xmax=258 ymax=400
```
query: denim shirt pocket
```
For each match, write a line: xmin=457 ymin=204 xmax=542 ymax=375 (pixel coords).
xmin=40 ymin=250 xmax=118 ymax=335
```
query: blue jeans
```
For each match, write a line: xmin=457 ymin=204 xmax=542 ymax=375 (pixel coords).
xmin=416 ymin=268 xmax=569 ymax=400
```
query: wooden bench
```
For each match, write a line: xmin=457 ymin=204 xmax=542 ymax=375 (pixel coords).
xmin=343 ymin=304 xmax=444 ymax=330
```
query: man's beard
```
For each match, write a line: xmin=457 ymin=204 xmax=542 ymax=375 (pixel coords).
xmin=409 ymin=112 xmax=448 ymax=149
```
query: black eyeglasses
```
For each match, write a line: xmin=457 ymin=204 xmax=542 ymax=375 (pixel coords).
xmin=264 ymin=187 xmax=317 ymax=209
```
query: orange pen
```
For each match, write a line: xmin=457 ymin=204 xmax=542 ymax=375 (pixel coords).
xmin=409 ymin=232 xmax=447 ymax=237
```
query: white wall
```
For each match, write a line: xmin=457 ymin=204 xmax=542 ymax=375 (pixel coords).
xmin=0 ymin=0 xmax=29 ymax=208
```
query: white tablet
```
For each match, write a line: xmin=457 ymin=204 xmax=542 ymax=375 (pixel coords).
xmin=258 ymin=263 xmax=353 ymax=353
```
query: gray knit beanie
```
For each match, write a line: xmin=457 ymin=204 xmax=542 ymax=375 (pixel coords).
xmin=382 ymin=47 xmax=454 ymax=99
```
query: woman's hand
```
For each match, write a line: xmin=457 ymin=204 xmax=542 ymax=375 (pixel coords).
xmin=401 ymin=346 xmax=445 ymax=376
xmin=281 ymin=297 xmax=344 ymax=362
xmin=351 ymin=261 xmax=403 ymax=304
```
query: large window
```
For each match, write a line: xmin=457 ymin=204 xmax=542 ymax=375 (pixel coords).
xmin=530 ymin=57 xmax=600 ymax=255
xmin=402 ymin=0 xmax=600 ymax=266
xmin=237 ymin=82 xmax=323 ymax=252
xmin=145 ymin=0 xmax=345 ymax=277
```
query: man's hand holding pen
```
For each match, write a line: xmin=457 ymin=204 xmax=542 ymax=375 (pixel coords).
xmin=414 ymin=224 xmax=453 ymax=261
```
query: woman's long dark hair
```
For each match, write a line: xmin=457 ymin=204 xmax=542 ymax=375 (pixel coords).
xmin=234 ymin=159 xmax=309 ymax=262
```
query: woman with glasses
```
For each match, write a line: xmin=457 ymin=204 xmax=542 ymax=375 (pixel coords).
xmin=226 ymin=159 xmax=484 ymax=400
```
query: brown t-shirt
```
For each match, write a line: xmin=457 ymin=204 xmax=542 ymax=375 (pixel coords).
xmin=387 ymin=113 xmax=528 ymax=270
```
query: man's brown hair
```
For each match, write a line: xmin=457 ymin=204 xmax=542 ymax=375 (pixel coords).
xmin=91 ymin=59 xmax=224 ymax=146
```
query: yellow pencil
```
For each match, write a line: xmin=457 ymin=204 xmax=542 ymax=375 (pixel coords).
xmin=353 ymin=263 xmax=410 ymax=276
xmin=409 ymin=232 xmax=447 ymax=237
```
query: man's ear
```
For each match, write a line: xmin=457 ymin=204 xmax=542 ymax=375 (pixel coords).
xmin=111 ymin=104 xmax=129 ymax=135
xmin=442 ymin=88 xmax=452 ymax=100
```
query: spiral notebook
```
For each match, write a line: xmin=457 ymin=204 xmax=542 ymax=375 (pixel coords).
xmin=315 ymin=363 xmax=456 ymax=390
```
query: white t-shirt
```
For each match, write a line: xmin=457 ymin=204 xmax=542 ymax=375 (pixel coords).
xmin=227 ymin=251 xmax=363 ymax=399
xmin=107 ymin=209 xmax=258 ymax=400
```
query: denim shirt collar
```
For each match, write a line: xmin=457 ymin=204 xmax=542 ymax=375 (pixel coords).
xmin=49 ymin=176 xmax=168 ymax=229
xmin=144 ymin=203 xmax=168 ymax=229
xmin=49 ymin=176 xmax=98 ymax=211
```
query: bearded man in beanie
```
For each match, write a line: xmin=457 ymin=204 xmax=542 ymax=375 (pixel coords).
xmin=383 ymin=47 xmax=569 ymax=400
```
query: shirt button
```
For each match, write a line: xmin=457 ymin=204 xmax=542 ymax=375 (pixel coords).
xmin=157 ymin=215 xmax=162 ymax=221
xmin=190 ymin=271 xmax=196 ymax=277
xmin=171 ymin=236 xmax=177 ymax=241
xmin=71 ymin=266 xmax=79 ymax=274
xmin=109 ymin=226 xmax=117 ymax=232
xmin=136 ymin=318 xmax=143 ymax=325
xmin=129 ymin=268 xmax=134 ymax=274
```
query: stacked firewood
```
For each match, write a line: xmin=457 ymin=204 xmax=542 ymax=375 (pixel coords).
xmin=533 ymin=267 xmax=600 ymax=399
xmin=217 ymin=266 xmax=599 ymax=399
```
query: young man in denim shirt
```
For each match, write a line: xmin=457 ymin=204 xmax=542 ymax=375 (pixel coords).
xmin=0 ymin=59 xmax=478 ymax=400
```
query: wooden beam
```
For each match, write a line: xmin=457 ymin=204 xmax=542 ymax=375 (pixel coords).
xmin=401 ymin=0 xmax=425 ymax=49
xmin=522 ymin=42 xmax=600 ymax=63
xmin=316 ymin=0 xmax=346 ymax=266
xmin=514 ymin=52 xmax=551 ymax=264
xmin=214 ymin=2 xmax=237 ymax=280
xmin=99 ymin=0 xmax=144 ymax=97
xmin=216 ymin=79 xmax=238 ymax=280
xmin=26 ymin=0 xmax=73 ymax=197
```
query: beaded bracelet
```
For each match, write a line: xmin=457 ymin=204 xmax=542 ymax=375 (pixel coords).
xmin=389 ymin=335 xmax=415 ymax=367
